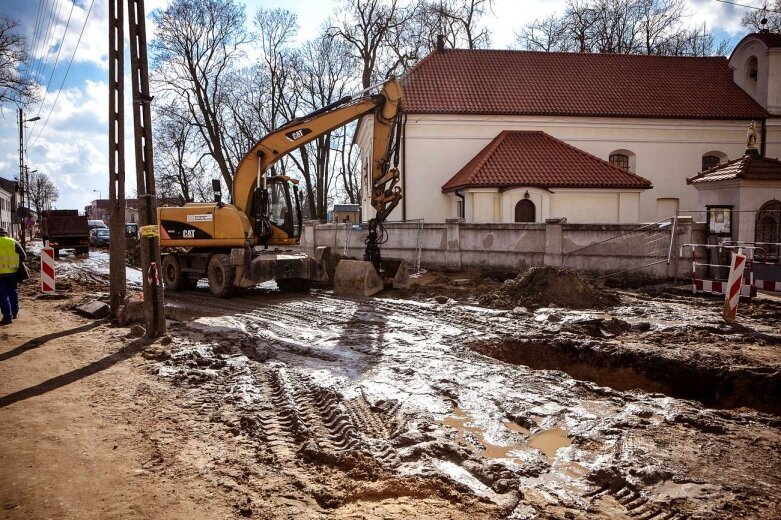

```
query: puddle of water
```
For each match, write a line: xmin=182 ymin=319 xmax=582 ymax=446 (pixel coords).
xmin=504 ymin=420 xmax=530 ymax=435
xmin=528 ymin=428 xmax=571 ymax=460
xmin=443 ymin=407 xmax=530 ymax=463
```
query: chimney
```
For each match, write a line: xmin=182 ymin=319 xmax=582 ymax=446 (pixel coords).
xmin=436 ymin=34 xmax=445 ymax=52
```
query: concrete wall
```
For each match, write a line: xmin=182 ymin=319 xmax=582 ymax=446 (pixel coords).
xmin=302 ymin=218 xmax=704 ymax=279
xmin=357 ymin=114 xmax=779 ymax=225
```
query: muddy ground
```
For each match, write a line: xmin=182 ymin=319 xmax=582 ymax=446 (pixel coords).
xmin=2 ymin=247 xmax=781 ymax=519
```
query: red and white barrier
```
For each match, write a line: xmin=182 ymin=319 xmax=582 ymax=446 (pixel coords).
xmin=40 ymin=247 xmax=55 ymax=293
xmin=723 ymin=250 xmax=747 ymax=322
xmin=755 ymin=279 xmax=781 ymax=292
xmin=693 ymin=278 xmax=755 ymax=297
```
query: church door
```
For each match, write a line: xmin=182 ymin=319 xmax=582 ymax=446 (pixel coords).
xmin=515 ymin=199 xmax=535 ymax=223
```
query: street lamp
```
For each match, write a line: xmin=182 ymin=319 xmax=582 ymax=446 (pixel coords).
xmin=93 ymin=189 xmax=102 ymax=200
xmin=18 ymin=110 xmax=41 ymax=247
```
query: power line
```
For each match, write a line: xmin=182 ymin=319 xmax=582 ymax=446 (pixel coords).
xmin=31 ymin=0 xmax=64 ymax=85
xmin=714 ymin=0 xmax=781 ymax=12
xmin=25 ymin=0 xmax=49 ymax=83
xmin=30 ymin=0 xmax=95 ymax=148
xmin=31 ymin=0 xmax=76 ymax=132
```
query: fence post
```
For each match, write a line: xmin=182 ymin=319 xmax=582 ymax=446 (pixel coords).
xmin=544 ymin=222 xmax=564 ymax=267
xmin=445 ymin=218 xmax=462 ymax=270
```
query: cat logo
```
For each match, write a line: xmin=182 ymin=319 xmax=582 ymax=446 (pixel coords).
xmin=183 ymin=229 xmax=195 ymax=239
xmin=285 ymin=127 xmax=312 ymax=141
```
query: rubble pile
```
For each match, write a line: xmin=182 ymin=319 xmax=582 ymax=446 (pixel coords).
xmin=478 ymin=266 xmax=620 ymax=310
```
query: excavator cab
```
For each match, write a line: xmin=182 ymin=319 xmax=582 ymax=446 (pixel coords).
xmin=250 ymin=175 xmax=302 ymax=246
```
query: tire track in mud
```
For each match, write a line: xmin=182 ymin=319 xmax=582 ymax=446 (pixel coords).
xmin=585 ymin=481 xmax=690 ymax=520
xmin=164 ymin=291 xmax=781 ymax=517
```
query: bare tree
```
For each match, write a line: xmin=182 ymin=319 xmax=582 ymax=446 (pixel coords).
xmin=335 ymin=124 xmax=361 ymax=204
xmin=742 ymin=1 xmax=781 ymax=33
xmin=150 ymin=0 xmax=250 ymax=196
xmin=27 ymin=171 xmax=58 ymax=215
xmin=329 ymin=0 xmax=416 ymax=89
xmin=421 ymin=0 xmax=493 ymax=50
xmin=516 ymin=14 xmax=571 ymax=52
xmin=0 ymin=16 xmax=37 ymax=108
xmin=516 ymin=0 xmax=727 ymax=56
xmin=154 ymin=103 xmax=211 ymax=204
xmin=288 ymin=34 xmax=359 ymax=219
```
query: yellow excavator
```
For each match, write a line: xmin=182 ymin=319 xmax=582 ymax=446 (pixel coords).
xmin=157 ymin=77 xmax=408 ymax=297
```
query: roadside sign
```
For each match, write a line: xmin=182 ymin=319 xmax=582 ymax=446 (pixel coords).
xmin=41 ymin=247 xmax=56 ymax=293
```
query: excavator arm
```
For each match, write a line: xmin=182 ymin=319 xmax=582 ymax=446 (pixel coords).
xmin=232 ymin=78 xmax=403 ymax=228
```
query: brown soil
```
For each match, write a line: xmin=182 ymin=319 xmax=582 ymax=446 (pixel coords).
xmin=4 ymin=249 xmax=781 ymax=519
xmin=477 ymin=266 xmax=620 ymax=309
xmin=0 ymin=274 xmax=499 ymax=518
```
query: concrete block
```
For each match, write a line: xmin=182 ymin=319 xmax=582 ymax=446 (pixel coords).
xmin=77 ymin=300 xmax=110 ymax=319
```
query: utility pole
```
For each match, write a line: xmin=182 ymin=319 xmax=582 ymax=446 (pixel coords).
xmin=108 ymin=0 xmax=127 ymax=318
xmin=18 ymin=108 xmax=24 ymax=246
xmin=127 ymin=0 xmax=165 ymax=338
xmin=17 ymin=109 xmax=40 ymax=246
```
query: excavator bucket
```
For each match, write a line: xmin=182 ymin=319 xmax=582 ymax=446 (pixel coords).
xmin=380 ymin=258 xmax=410 ymax=289
xmin=333 ymin=258 xmax=410 ymax=297
xmin=334 ymin=260 xmax=383 ymax=297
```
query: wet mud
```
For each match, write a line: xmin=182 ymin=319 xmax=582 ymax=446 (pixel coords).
xmin=155 ymin=286 xmax=781 ymax=519
xmin=40 ymin=252 xmax=781 ymax=518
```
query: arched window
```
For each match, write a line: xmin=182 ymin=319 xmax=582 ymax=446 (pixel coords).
xmin=609 ymin=153 xmax=629 ymax=172
xmin=756 ymin=200 xmax=781 ymax=260
xmin=702 ymin=151 xmax=727 ymax=172
xmin=515 ymin=199 xmax=535 ymax=223
xmin=746 ymin=56 xmax=758 ymax=83
xmin=702 ymin=155 xmax=720 ymax=171
xmin=609 ymin=149 xmax=635 ymax=172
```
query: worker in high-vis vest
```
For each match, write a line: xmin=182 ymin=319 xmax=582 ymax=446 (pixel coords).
xmin=0 ymin=227 xmax=26 ymax=325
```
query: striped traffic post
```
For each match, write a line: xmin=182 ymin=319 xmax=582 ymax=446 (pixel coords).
xmin=723 ymin=248 xmax=747 ymax=323
xmin=41 ymin=247 xmax=56 ymax=293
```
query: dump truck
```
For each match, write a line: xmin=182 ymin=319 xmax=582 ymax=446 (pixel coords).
xmin=158 ymin=77 xmax=407 ymax=297
xmin=41 ymin=209 xmax=90 ymax=258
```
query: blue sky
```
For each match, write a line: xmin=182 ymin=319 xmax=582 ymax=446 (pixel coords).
xmin=0 ymin=0 xmax=752 ymax=210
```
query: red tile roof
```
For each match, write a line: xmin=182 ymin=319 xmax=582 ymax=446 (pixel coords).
xmin=401 ymin=49 xmax=767 ymax=119
xmin=687 ymin=153 xmax=781 ymax=184
xmin=442 ymin=131 xmax=652 ymax=192
xmin=733 ymin=31 xmax=781 ymax=50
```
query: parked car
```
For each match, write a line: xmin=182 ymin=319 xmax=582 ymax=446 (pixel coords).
xmin=90 ymin=227 xmax=110 ymax=247
xmin=88 ymin=219 xmax=108 ymax=230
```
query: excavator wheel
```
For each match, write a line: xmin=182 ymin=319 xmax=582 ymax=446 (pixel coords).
xmin=207 ymin=254 xmax=236 ymax=298
xmin=276 ymin=278 xmax=312 ymax=293
xmin=162 ymin=254 xmax=189 ymax=292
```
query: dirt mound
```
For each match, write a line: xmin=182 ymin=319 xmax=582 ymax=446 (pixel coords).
xmin=478 ymin=266 xmax=619 ymax=310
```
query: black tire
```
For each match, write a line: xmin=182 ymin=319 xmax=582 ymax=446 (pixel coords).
xmin=207 ymin=254 xmax=236 ymax=298
xmin=276 ymin=278 xmax=312 ymax=293
xmin=162 ymin=254 xmax=189 ymax=292
xmin=53 ymin=248 xmax=60 ymax=260
xmin=75 ymin=247 xmax=89 ymax=256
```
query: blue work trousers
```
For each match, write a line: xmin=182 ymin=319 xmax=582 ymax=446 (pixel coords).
xmin=0 ymin=276 xmax=19 ymax=320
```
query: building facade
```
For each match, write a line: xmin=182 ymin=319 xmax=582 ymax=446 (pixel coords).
xmin=357 ymin=32 xmax=781 ymax=225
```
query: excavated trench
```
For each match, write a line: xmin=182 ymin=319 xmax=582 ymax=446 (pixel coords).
xmin=469 ymin=336 xmax=781 ymax=416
